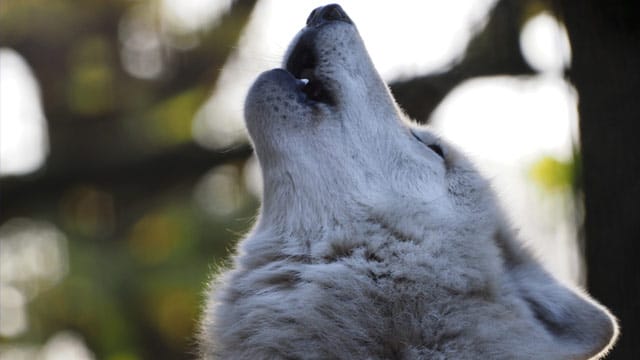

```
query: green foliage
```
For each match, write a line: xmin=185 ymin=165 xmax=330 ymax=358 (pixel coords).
xmin=142 ymin=86 xmax=209 ymax=147
xmin=20 ymin=186 xmax=258 ymax=359
xmin=529 ymin=155 xmax=575 ymax=192
xmin=0 ymin=0 xmax=258 ymax=358
xmin=67 ymin=36 xmax=117 ymax=116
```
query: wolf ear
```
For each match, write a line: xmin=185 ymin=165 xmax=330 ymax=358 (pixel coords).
xmin=495 ymin=228 xmax=618 ymax=359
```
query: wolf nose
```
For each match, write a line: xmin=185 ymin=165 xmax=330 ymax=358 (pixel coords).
xmin=306 ymin=4 xmax=352 ymax=26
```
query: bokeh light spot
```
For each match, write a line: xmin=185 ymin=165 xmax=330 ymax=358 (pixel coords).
xmin=128 ymin=212 xmax=183 ymax=265
xmin=0 ymin=48 xmax=49 ymax=176
xmin=194 ymin=165 xmax=247 ymax=217
xmin=520 ymin=12 xmax=571 ymax=74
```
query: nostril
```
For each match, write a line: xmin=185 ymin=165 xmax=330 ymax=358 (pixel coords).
xmin=306 ymin=4 xmax=352 ymax=26
xmin=321 ymin=4 xmax=348 ymax=22
xmin=305 ymin=8 xmax=318 ymax=26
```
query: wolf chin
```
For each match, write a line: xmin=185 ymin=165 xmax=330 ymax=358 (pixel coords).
xmin=200 ymin=4 xmax=617 ymax=359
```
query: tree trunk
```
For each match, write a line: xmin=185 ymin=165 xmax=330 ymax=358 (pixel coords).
xmin=557 ymin=1 xmax=640 ymax=358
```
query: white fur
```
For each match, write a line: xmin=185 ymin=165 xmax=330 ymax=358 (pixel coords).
xmin=200 ymin=6 xmax=617 ymax=359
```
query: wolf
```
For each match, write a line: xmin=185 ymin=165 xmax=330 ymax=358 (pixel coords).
xmin=200 ymin=4 xmax=617 ymax=359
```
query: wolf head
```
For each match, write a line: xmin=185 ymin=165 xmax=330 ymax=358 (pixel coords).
xmin=205 ymin=4 xmax=618 ymax=359
xmin=245 ymin=5 xmax=490 ymax=236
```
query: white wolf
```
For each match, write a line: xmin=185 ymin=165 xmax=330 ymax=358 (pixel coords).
xmin=200 ymin=4 xmax=617 ymax=359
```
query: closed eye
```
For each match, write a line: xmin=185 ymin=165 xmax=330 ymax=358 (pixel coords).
xmin=411 ymin=130 xmax=444 ymax=159
xmin=427 ymin=144 xmax=444 ymax=158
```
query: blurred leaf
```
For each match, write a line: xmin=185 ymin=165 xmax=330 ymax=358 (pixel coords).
xmin=128 ymin=206 xmax=195 ymax=266
xmin=0 ymin=0 xmax=81 ymax=42
xmin=123 ymin=86 xmax=209 ymax=150
xmin=146 ymin=288 xmax=199 ymax=348
xmin=529 ymin=155 xmax=574 ymax=191
xmin=31 ymin=273 xmax=136 ymax=355
xmin=67 ymin=36 xmax=117 ymax=116
xmin=106 ymin=352 xmax=141 ymax=360
xmin=60 ymin=185 xmax=116 ymax=238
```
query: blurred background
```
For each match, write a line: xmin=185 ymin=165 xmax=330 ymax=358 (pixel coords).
xmin=1 ymin=0 xmax=638 ymax=359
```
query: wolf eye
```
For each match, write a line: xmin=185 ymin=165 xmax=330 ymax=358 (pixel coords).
xmin=427 ymin=144 xmax=444 ymax=158
xmin=411 ymin=130 xmax=445 ymax=159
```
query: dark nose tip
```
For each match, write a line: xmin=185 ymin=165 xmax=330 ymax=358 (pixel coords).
xmin=306 ymin=4 xmax=352 ymax=26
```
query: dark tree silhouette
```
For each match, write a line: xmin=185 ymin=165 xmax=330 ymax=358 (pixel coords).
xmin=391 ymin=0 xmax=534 ymax=122
xmin=556 ymin=1 xmax=640 ymax=358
